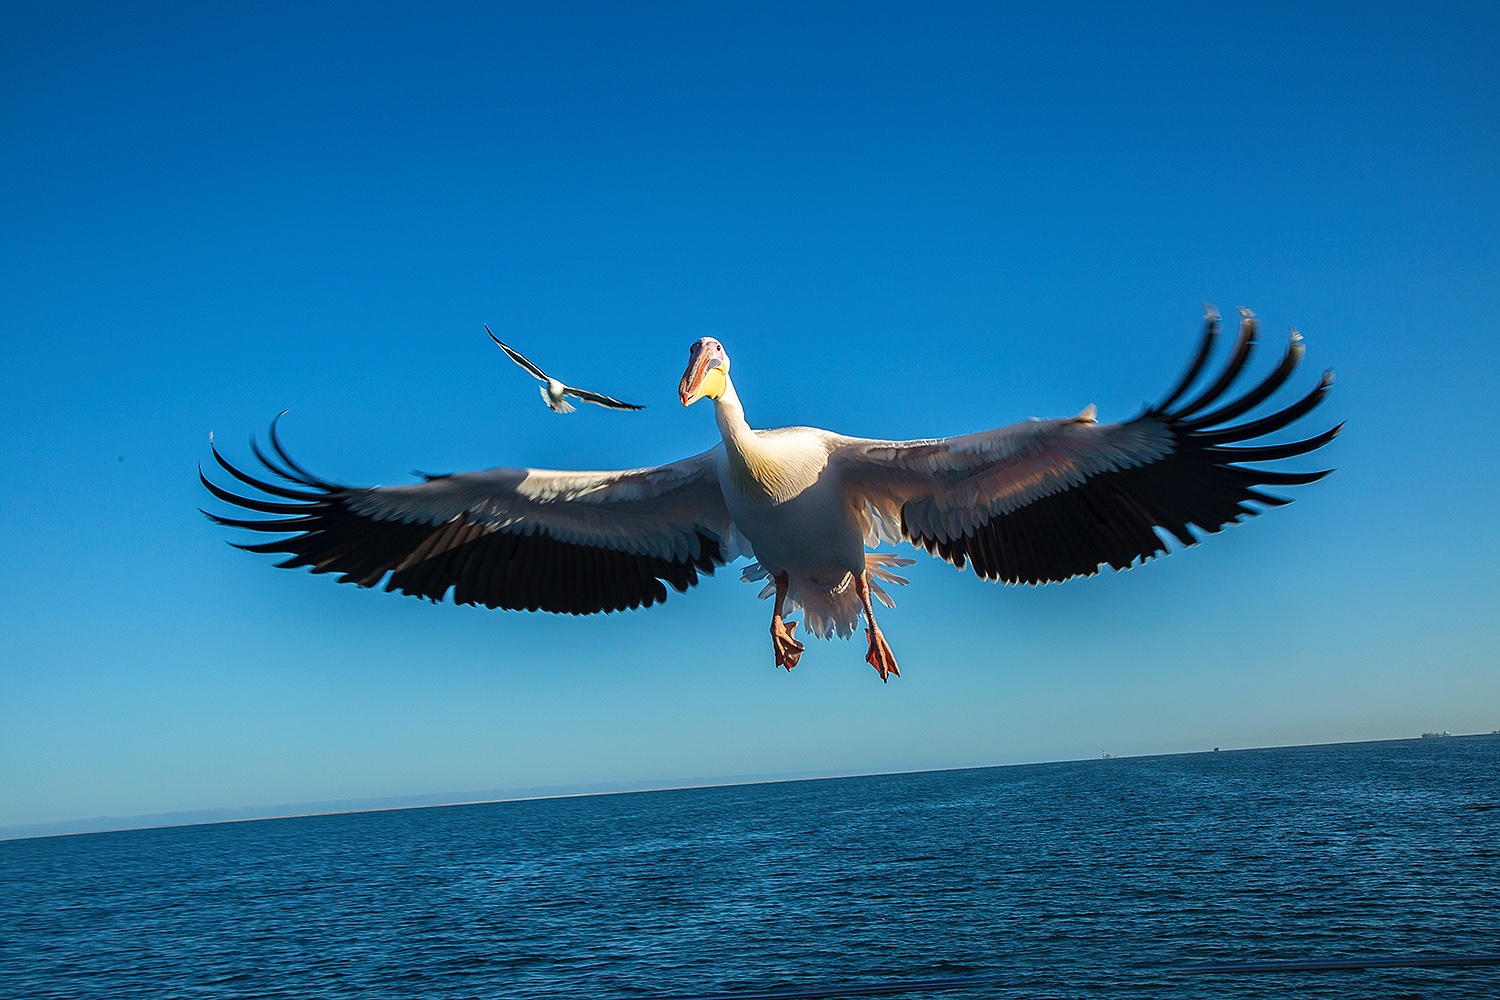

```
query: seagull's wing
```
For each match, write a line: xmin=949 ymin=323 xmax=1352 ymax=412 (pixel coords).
xmin=563 ymin=386 xmax=647 ymax=411
xmin=201 ymin=417 xmax=732 ymax=615
xmin=832 ymin=310 xmax=1340 ymax=584
xmin=486 ymin=326 xmax=550 ymax=382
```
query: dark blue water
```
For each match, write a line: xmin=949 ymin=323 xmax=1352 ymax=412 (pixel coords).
xmin=2 ymin=737 xmax=1497 ymax=999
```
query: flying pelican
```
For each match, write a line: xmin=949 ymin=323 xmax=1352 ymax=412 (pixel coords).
xmin=202 ymin=308 xmax=1338 ymax=680
xmin=486 ymin=325 xmax=645 ymax=413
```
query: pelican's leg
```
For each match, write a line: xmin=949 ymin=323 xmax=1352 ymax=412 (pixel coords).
xmin=855 ymin=572 xmax=900 ymax=681
xmin=770 ymin=571 xmax=805 ymax=670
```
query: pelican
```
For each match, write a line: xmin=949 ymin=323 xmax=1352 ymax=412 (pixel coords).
xmin=486 ymin=325 xmax=645 ymax=413
xmin=202 ymin=308 xmax=1338 ymax=680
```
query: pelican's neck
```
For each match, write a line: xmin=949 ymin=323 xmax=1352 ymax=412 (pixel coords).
xmin=712 ymin=375 xmax=774 ymax=491
xmin=712 ymin=375 xmax=755 ymax=450
xmin=710 ymin=373 xmax=823 ymax=501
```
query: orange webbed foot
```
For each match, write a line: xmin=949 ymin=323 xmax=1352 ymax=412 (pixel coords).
xmin=864 ymin=626 xmax=900 ymax=681
xmin=772 ymin=617 xmax=805 ymax=671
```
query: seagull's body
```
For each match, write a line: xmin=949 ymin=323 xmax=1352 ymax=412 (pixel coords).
xmin=486 ymin=326 xmax=644 ymax=413
xmin=540 ymin=376 xmax=572 ymax=414
xmin=204 ymin=309 xmax=1338 ymax=680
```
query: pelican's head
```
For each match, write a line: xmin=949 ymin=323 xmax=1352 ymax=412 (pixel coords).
xmin=679 ymin=337 xmax=730 ymax=406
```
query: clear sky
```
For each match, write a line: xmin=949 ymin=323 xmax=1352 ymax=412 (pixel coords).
xmin=3 ymin=1 xmax=1497 ymax=837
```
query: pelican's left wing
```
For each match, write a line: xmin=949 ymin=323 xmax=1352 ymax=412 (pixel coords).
xmin=833 ymin=310 xmax=1340 ymax=585
xmin=201 ymin=419 xmax=731 ymax=615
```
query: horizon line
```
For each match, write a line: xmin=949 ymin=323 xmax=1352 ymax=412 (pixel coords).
xmin=5 ymin=730 xmax=1493 ymax=844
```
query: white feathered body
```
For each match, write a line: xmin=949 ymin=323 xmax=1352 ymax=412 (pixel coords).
xmin=713 ymin=424 xmax=886 ymax=638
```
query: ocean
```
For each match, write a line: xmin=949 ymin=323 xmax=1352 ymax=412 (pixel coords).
xmin=2 ymin=736 xmax=1497 ymax=999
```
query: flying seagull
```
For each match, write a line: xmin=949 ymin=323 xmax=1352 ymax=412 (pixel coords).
xmin=203 ymin=308 xmax=1338 ymax=681
xmin=485 ymin=325 xmax=644 ymax=413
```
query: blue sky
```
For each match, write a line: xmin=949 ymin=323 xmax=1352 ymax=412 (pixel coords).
xmin=3 ymin=1 xmax=1497 ymax=836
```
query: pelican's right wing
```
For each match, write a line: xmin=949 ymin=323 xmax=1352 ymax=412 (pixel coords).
xmin=201 ymin=419 xmax=732 ymax=615
xmin=832 ymin=310 xmax=1340 ymax=585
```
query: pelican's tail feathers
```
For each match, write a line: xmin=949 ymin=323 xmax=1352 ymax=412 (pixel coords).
xmin=786 ymin=575 xmax=862 ymax=640
xmin=744 ymin=552 xmax=917 ymax=639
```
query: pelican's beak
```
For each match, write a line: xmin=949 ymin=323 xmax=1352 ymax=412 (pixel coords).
xmin=679 ymin=339 xmax=727 ymax=406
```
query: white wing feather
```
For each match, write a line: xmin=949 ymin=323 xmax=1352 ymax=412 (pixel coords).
xmin=346 ymin=449 xmax=732 ymax=563
xmin=832 ymin=410 xmax=1174 ymax=545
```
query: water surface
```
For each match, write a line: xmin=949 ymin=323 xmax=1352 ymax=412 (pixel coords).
xmin=3 ymin=736 xmax=1497 ymax=998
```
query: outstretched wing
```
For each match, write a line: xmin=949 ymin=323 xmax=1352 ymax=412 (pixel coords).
xmin=835 ymin=309 xmax=1340 ymax=585
xmin=201 ymin=418 xmax=731 ymax=614
xmin=486 ymin=326 xmax=550 ymax=381
xmin=564 ymin=386 xmax=647 ymax=411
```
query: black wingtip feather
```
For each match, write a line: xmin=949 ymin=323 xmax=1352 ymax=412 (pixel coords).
xmin=1177 ymin=331 xmax=1305 ymax=431
xmin=214 ymin=439 xmax=324 ymax=500
xmin=1155 ymin=307 xmax=1221 ymax=412
xmin=266 ymin=413 xmax=337 ymax=489
xmin=1195 ymin=377 xmax=1332 ymax=445
xmin=1171 ymin=310 xmax=1258 ymax=419
xmin=1206 ymin=422 xmax=1344 ymax=463
xmin=249 ymin=434 xmax=302 ymax=485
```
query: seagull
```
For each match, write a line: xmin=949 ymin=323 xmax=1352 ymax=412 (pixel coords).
xmin=486 ymin=325 xmax=645 ymax=413
xmin=203 ymin=308 xmax=1338 ymax=681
